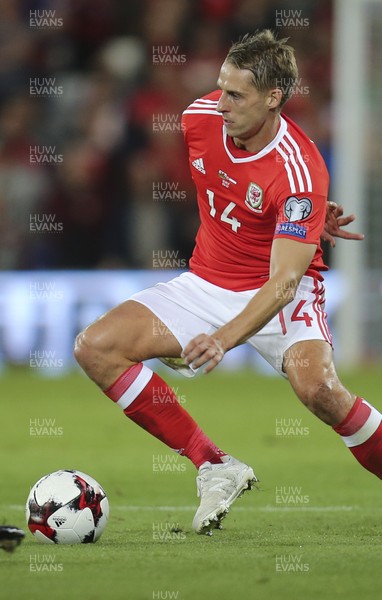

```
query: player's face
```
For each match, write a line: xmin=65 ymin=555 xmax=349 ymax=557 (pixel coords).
xmin=216 ymin=61 xmax=279 ymax=145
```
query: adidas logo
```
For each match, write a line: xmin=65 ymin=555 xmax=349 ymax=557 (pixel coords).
xmin=52 ymin=517 xmax=66 ymax=527
xmin=192 ymin=158 xmax=206 ymax=174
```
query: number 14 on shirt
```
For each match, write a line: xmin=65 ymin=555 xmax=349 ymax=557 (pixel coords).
xmin=207 ymin=189 xmax=241 ymax=233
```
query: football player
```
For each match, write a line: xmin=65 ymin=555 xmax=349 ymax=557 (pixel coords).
xmin=75 ymin=31 xmax=373 ymax=536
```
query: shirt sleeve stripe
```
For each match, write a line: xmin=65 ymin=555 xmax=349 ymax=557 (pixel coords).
xmin=279 ymin=139 xmax=305 ymax=192
xmin=186 ymin=104 xmax=219 ymax=110
xmin=285 ymin=131 xmax=313 ymax=192
xmin=193 ymin=98 xmax=219 ymax=104
xmin=276 ymin=145 xmax=297 ymax=194
xmin=183 ymin=109 xmax=220 ymax=116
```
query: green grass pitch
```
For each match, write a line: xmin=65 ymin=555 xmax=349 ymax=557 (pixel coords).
xmin=1 ymin=365 xmax=382 ymax=600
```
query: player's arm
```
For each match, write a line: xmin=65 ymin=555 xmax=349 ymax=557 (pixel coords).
xmin=182 ymin=237 xmax=316 ymax=373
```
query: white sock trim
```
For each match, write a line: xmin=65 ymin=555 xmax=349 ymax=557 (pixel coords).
xmin=342 ymin=403 xmax=382 ymax=448
xmin=116 ymin=365 xmax=153 ymax=410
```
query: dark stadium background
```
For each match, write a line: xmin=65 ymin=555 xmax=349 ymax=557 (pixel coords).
xmin=2 ymin=0 xmax=354 ymax=375
xmin=0 ymin=0 xmax=333 ymax=272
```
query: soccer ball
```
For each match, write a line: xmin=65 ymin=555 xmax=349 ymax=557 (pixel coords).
xmin=26 ymin=469 xmax=109 ymax=544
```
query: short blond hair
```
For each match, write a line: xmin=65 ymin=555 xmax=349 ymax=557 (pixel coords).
xmin=226 ymin=30 xmax=298 ymax=109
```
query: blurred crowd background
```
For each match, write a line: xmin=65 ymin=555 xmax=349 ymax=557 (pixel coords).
xmin=0 ymin=0 xmax=333 ymax=271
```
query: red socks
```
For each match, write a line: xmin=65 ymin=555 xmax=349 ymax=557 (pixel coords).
xmin=333 ymin=396 xmax=382 ymax=478
xmin=105 ymin=368 xmax=382 ymax=481
xmin=104 ymin=363 xmax=226 ymax=469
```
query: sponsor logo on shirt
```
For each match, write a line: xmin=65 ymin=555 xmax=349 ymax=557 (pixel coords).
xmin=245 ymin=182 xmax=263 ymax=213
xmin=284 ymin=196 xmax=312 ymax=222
xmin=218 ymin=170 xmax=237 ymax=188
xmin=192 ymin=158 xmax=206 ymax=174
xmin=275 ymin=222 xmax=307 ymax=239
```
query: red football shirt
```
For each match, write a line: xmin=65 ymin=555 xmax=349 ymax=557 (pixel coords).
xmin=181 ymin=91 xmax=329 ymax=291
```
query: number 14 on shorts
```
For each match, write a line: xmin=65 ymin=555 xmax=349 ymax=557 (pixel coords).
xmin=279 ymin=299 xmax=313 ymax=335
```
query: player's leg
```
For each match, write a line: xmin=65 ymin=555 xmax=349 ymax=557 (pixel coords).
xmin=284 ymin=339 xmax=354 ymax=424
xmin=75 ymin=299 xmax=180 ymax=387
xmin=75 ymin=275 xmax=257 ymax=534
xmin=74 ymin=299 xmax=226 ymax=470
xmin=284 ymin=339 xmax=382 ymax=479
xmin=247 ymin=274 xmax=382 ymax=480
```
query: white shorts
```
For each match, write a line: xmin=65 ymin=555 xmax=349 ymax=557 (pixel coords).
xmin=130 ymin=272 xmax=332 ymax=378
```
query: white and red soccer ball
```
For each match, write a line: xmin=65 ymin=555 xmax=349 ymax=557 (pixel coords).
xmin=26 ymin=469 xmax=109 ymax=544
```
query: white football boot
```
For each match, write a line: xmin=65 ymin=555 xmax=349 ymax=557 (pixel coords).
xmin=192 ymin=455 xmax=258 ymax=535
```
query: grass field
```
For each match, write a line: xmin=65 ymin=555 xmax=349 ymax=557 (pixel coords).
xmin=1 ymin=365 xmax=382 ymax=600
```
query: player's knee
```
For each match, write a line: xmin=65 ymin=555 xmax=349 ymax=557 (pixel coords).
xmin=73 ymin=329 xmax=91 ymax=369
xmin=74 ymin=326 xmax=106 ymax=371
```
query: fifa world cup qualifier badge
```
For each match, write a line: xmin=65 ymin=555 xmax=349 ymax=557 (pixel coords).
xmin=245 ymin=182 xmax=263 ymax=212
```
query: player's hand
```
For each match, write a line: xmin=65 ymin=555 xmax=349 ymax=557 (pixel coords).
xmin=181 ymin=334 xmax=225 ymax=374
xmin=322 ymin=201 xmax=365 ymax=247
